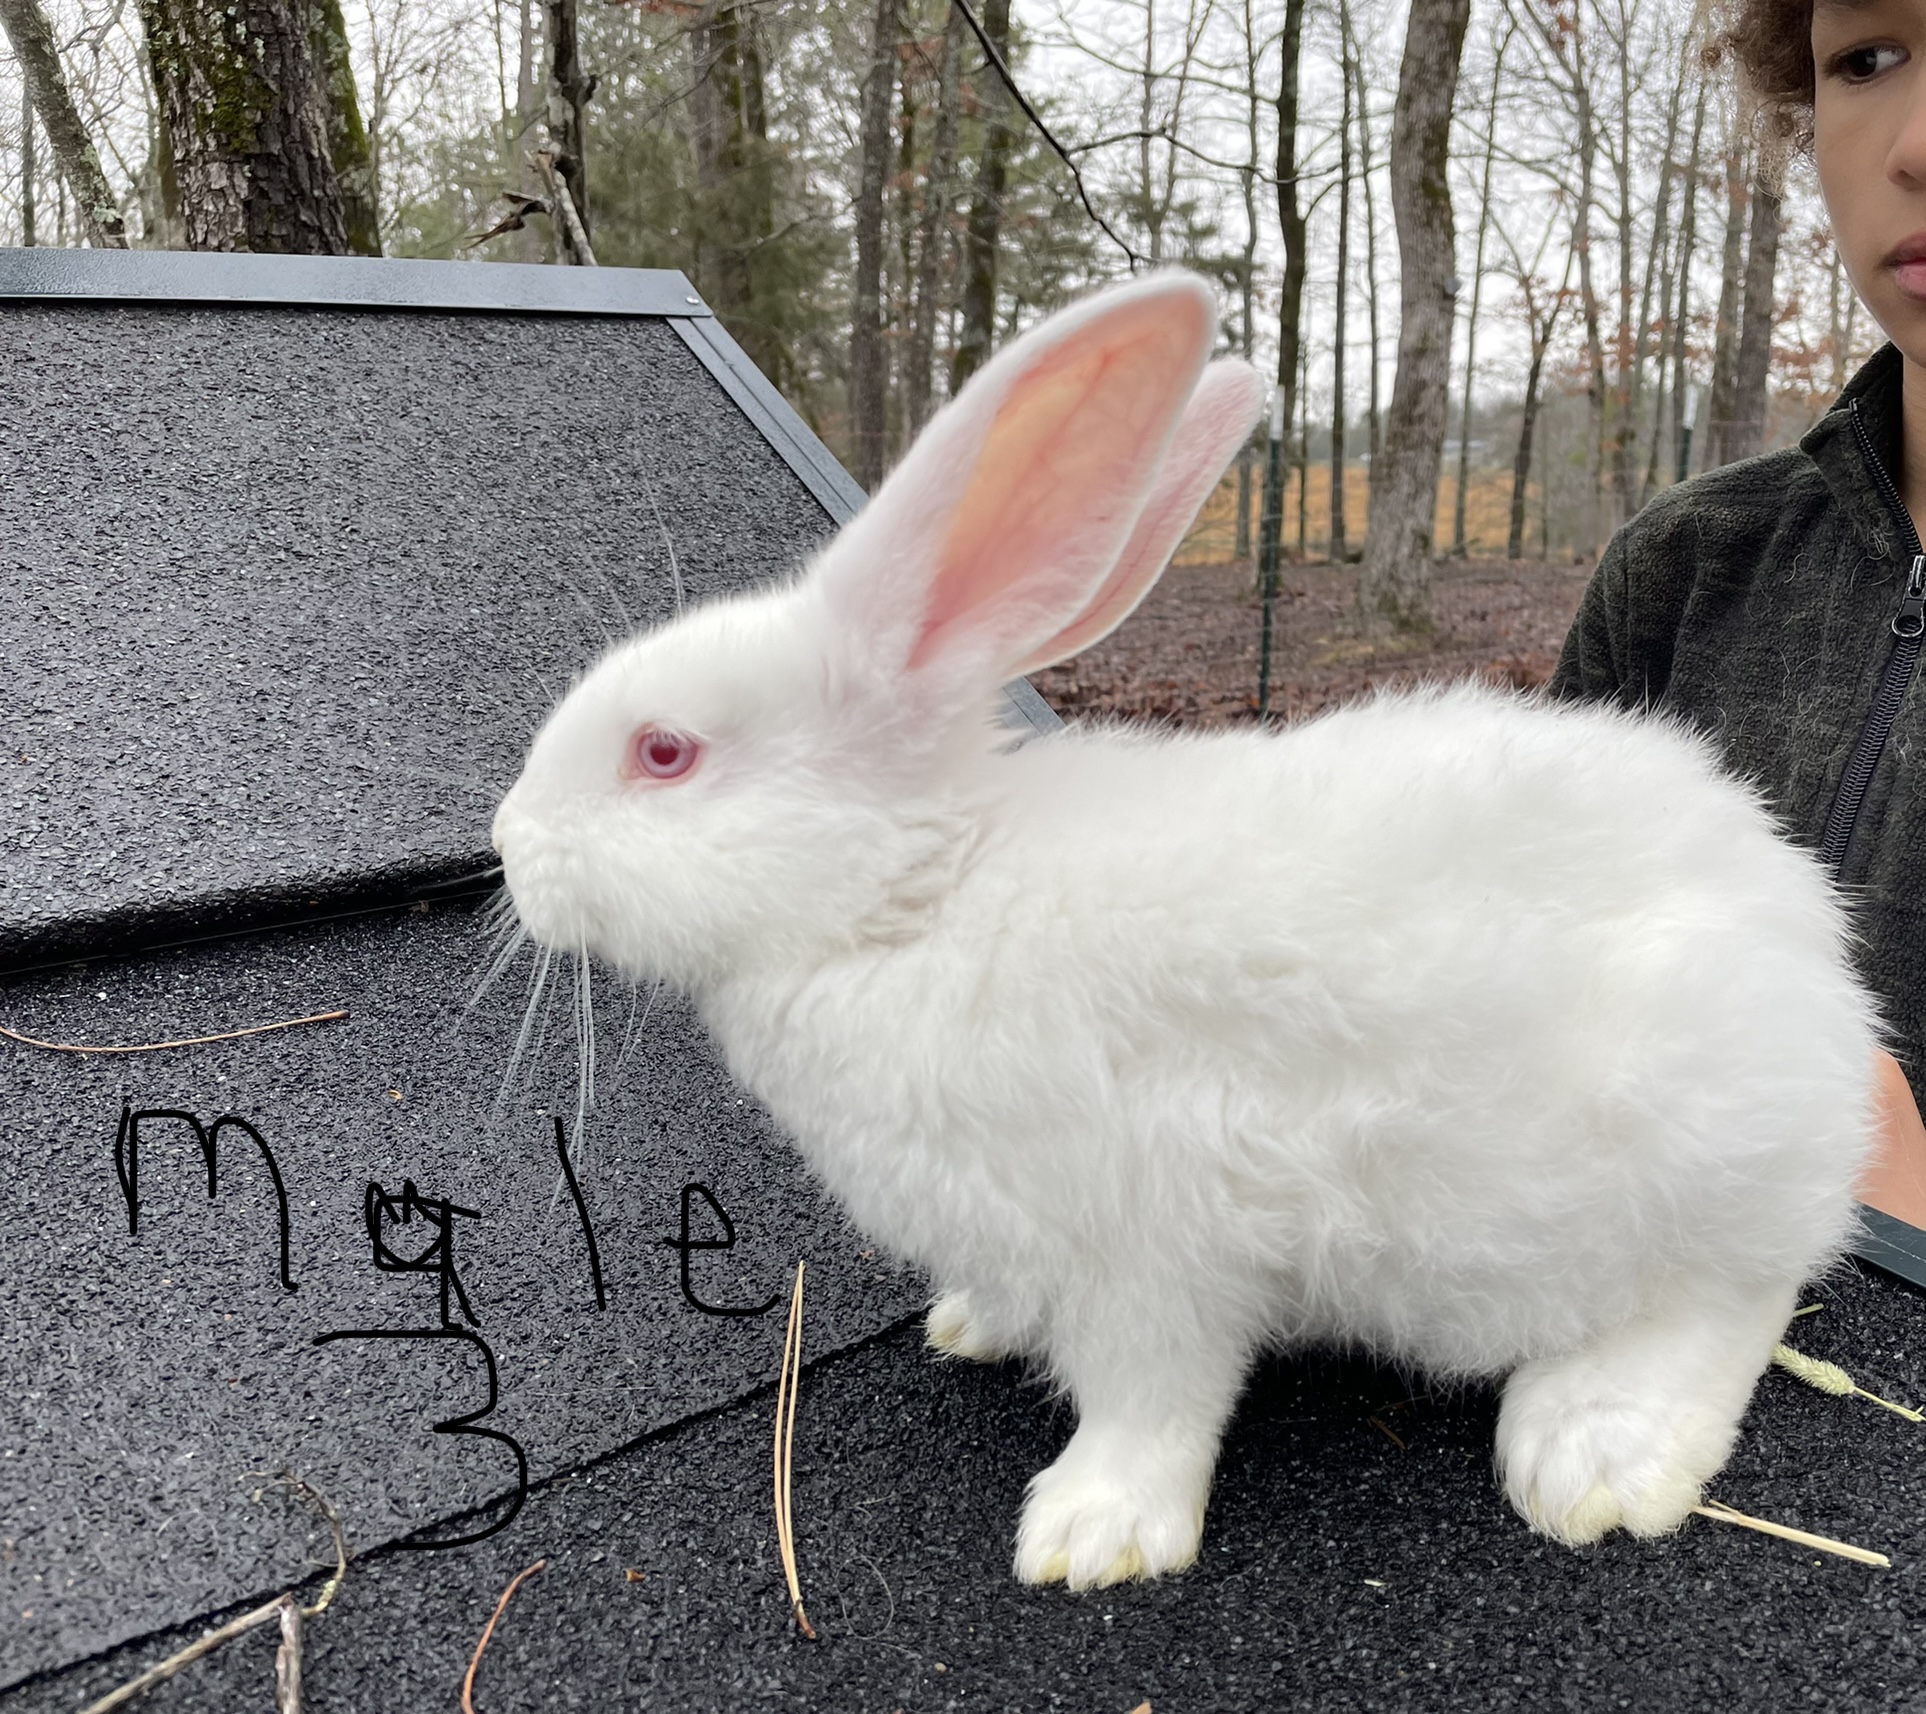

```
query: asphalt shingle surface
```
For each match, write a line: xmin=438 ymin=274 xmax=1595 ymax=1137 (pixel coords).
xmin=0 ymin=301 xmax=835 ymax=972
xmin=11 ymin=1266 xmax=1926 ymax=1713
xmin=0 ymin=899 xmax=924 ymax=1689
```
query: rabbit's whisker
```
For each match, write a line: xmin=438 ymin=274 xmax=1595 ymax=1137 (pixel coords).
xmin=381 ymin=761 xmax=506 ymax=796
xmin=644 ymin=483 xmax=685 ymax=611
xmin=613 ymin=976 xmax=655 ymax=1079
xmin=495 ymin=943 xmax=555 ymax=1115
xmin=465 ymin=923 xmax=530 ymax=1019
xmin=572 ymin=935 xmax=597 ymax=1152
xmin=556 ymin=567 xmax=616 ymax=652
xmin=581 ymin=548 xmax=632 ymax=635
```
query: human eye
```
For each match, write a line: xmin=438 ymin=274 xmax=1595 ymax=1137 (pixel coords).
xmin=1825 ymin=41 xmax=1908 ymax=81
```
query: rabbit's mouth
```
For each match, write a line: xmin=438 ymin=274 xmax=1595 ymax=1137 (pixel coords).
xmin=491 ymin=811 xmax=589 ymax=957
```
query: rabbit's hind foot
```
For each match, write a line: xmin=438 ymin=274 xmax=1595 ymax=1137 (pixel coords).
xmin=1012 ymin=1422 xmax=1214 ymax=1590
xmin=925 ymin=1289 xmax=1019 ymax=1363
xmin=1493 ymin=1282 xmax=1798 ymax=1546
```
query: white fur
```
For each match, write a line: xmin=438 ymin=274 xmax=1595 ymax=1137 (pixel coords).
xmin=493 ymin=275 xmax=1880 ymax=1591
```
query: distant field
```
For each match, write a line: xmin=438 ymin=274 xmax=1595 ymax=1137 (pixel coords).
xmin=1177 ymin=466 xmax=1538 ymax=564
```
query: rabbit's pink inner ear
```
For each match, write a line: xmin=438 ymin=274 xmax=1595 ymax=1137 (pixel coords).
xmin=905 ymin=291 xmax=1212 ymax=675
xmin=1011 ymin=360 xmax=1265 ymax=677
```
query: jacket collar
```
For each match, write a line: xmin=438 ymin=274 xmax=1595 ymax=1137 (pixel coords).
xmin=1800 ymin=342 xmax=1910 ymax=563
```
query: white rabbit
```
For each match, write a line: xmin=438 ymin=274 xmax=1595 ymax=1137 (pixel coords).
xmin=493 ymin=272 xmax=1880 ymax=1591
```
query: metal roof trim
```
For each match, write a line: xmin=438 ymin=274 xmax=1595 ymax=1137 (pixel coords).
xmin=0 ymin=246 xmax=711 ymax=316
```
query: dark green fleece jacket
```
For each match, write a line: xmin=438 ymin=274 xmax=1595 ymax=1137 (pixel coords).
xmin=1551 ymin=343 xmax=1926 ymax=1103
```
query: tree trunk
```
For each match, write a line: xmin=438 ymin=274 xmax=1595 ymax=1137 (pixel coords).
xmin=1330 ymin=0 xmax=1352 ymax=564
xmin=1569 ymin=40 xmax=1605 ymax=560
xmin=851 ymin=0 xmax=897 ymax=491
xmin=1295 ymin=334 xmax=1311 ymax=560
xmin=1138 ymin=0 xmax=1159 ymax=263
xmin=1355 ymin=0 xmax=1472 ymax=632
xmin=1236 ymin=0 xmax=1261 ymax=563
xmin=513 ymin=0 xmax=543 ymax=261
xmin=1354 ymin=27 xmax=1382 ymax=469
xmin=0 ymin=0 xmax=126 ymax=245
xmin=1274 ymin=0 xmax=1309 ymax=497
xmin=138 ymin=0 xmax=347 ymax=252
xmin=544 ymin=0 xmax=591 ymax=241
xmin=687 ymin=4 xmax=779 ymax=377
xmin=1451 ymin=22 xmax=1505 ymax=557
xmin=1726 ymin=140 xmax=1784 ymax=463
xmin=20 ymin=89 xmax=34 ymax=246
xmin=905 ymin=3 xmax=962 ymax=438
xmin=1510 ymin=245 xmax=1571 ymax=557
xmin=951 ymin=0 xmax=1011 ymax=392
xmin=1704 ymin=136 xmax=1750 ymax=470
xmin=308 ymin=0 xmax=379 ymax=255
xmin=1510 ymin=341 xmax=1547 ymax=560
xmin=1605 ymin=14 xmax=1636 ymax=530
xmin=1669 ymin=78 xmax=1707 ymax=481
xmin=1629 ymin=43 xmax=1685 ymax=511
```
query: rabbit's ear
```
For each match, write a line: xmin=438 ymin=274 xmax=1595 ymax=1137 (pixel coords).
xmin=1009 ymin=359 xmax=1264 ymax=676
xmin=816 ymin=272 xmax=1217 ymax=695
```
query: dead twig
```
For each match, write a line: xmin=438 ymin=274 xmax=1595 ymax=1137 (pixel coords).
xmin=80 ymin=1595 xmax=297 ymax=1714
xmin=774 ymin=1259 xmax=817 ymax=1638
xmin=1692 ymin=1499 xmax=1890 ymax=1568
xmin=529 ymin=149 xmax=597 ymax=266
xmin=274 ymin=1601 xmax=303 ymax=1714
xmin=462 ymin=1560 xmax=548 ymax=1714
xmin=0 ymin=1009 xmax=347 ymax=1054
xmin=277 ymin=1472 xmax=351 ymax=1618
xmin=79 ymin=1473 xmax=351 ymax=1714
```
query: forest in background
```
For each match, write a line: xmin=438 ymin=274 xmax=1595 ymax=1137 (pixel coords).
xmin=0 ymin=0 xmax=1886 ymax=605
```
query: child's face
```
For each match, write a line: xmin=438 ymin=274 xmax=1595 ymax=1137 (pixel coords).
xmin=1816 ymin=0 xmax=1926 ymax=362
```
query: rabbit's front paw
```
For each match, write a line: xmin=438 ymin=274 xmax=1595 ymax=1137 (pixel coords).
xmin=924 ymin=1290 xmax=1015 ymax=1362
xmin=1013 ymin=1431 xmax=1211 ymax=1589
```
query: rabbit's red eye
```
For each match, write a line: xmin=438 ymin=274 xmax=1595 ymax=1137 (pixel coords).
xmin=626 ymin=726 xmax=701 ymax=782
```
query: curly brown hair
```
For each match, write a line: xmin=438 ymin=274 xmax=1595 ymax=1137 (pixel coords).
xmin=1723 ymin=0 xmax=1816 ymax=134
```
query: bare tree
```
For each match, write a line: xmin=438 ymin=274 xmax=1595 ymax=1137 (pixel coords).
xmin=0 ymin=0 xmax=125 ymax=244
xmin=21 ymin=88 xmax=35 ymax=245
xmin=904 ymin=2 xmax=963 ymax=438
xmin=1234 ymin=0 xmax=1263 ymax=560
xmin=1667 ymin=78 xmax=1708 ymax=482
xmin=1274 ymin=0 xmax=1309 ymax=534
xmin=851 ymin=0 xmax=898 ymax=490
xmin=1451 ymin=18 xmax=1509 ymax=557
xmin=310 ymin=0 xmax=379 ymax=253
xmin=1725 ymin=131 xmax=1785 ymax=462
xmin=1513 ymin=0 xmax=1608 ymax=555
xmin=1827 ymin=242 xmax=1860 ymax=397
xmin=1501 ymin=234 xmax=1573 ymax=558
xmin=1704 ymin=124 xmax=1750 ymax=469
xmin=544 ymin=0 xmax=591 ymax=240
xmin=1642 ymin=46 xmax=1706 ymax=506
xmin=1331 ymin=0 xmax=1354 ymax=564
xmin=1351 ymin=9 xmax=1383 ymax=468
xmin=1599 ymin=0 xmax=1640 ymax=528
xmin=951 ymin=0 xmax=1012 ymax=389
xmin=686 ymin=4 xmax=782 ymax=372
xmin=1626 ymin=19 xmax=1685 ymax=509
xmin=1356 ymin=0 xmax=1473 ymax=630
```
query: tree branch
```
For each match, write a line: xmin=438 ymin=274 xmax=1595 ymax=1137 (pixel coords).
xmin=0 ymin=0 xmax=125 ymax=244
xmin=950 ymin=0 xmax=1144 ymax=268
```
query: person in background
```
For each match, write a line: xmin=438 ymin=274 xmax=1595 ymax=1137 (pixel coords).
xmin=1552 ymin=0 xmax=1926 ymax=1125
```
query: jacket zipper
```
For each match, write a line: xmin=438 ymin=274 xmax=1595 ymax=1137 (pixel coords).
xmin=1816 ymin=400 xmax=1926 ymax=879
